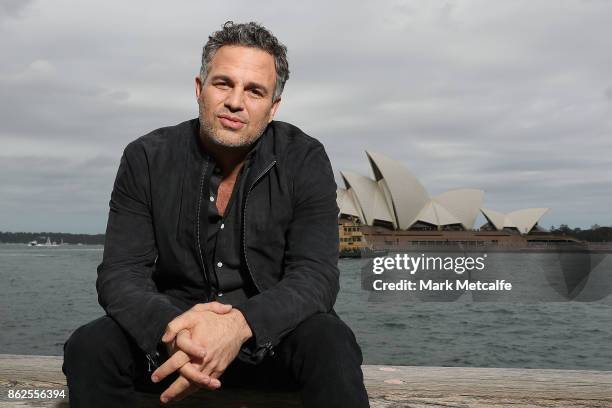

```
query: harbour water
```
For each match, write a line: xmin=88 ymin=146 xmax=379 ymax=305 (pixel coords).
xmin=1 ymin=244 xmax=611 ymax=370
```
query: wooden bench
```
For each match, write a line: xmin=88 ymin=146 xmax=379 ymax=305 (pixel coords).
xmin=1 ymin=354 xmax=611 ymax=407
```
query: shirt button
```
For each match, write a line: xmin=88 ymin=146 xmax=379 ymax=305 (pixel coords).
xmin=220 ymin=223 xmax=225 ymax=230
xmin=214 ymin=167 xmax=221 ymax=174
xmin=217 ymin=261 xmax=223 ymax=268
xmin=209 ymin=195 xmax=215 ymax=202
xmin=218 ymin=292 xmax=224 ymax=297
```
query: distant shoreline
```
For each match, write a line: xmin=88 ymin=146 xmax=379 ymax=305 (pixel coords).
xmin=1 ymin=225 xmax=610 ymax=246
xmin=0 ymin=232 xmax=105 ymax=245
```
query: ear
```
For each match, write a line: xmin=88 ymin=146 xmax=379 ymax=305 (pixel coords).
xmin=195 ymin=76 xmax=203 ymax=99
xmin=268 ymin=97 xmax=282 ymax=123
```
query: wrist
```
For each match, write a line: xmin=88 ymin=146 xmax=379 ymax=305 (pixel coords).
xmin=230 ymin=309 xmax=253 ymax=343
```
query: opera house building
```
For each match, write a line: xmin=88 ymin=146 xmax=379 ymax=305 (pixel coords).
xmin=336 ymin=151 xmax=577 ymax=254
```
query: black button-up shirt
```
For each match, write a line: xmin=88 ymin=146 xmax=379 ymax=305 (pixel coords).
xmin=194 ymin=142 xmax=268 ymax=363
xmin=199 ymin=145 xmax=259 ymax=307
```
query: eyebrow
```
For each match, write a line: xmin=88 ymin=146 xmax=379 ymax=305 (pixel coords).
xmin=210 ymin=74 xmax=269 ymax=95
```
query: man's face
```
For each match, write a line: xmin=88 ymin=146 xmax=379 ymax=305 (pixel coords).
xmin=196 ymin=45 xmax=281 ymax=148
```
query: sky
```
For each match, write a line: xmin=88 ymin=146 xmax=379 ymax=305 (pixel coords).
xmin=1 ymin=0 xmax=611 ymax=233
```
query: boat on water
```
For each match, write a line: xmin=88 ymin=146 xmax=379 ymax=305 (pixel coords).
xmin=28 ymin=237 xmax=62 ymax=247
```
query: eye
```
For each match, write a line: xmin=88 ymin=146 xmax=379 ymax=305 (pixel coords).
xmin=213 ymin=81 xmax=230 ymax=89
xmin=249 ymin=89 xmax=264 ymax=97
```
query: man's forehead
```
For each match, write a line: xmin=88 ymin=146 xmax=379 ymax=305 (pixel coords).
xmin=208 ymin=45 xmax=276 ymax=79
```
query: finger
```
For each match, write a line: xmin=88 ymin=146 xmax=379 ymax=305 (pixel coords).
xmin=172 ymin=382 xmax=201 ymax=402
xmin=209 ymin=370 xmax=224 ymax=389
xmin=151 ymin=350 xmax=190 ymax=383
xmin=208 ymin=378 xmax=221 ymax=389
xmin=162 ymin=312 xmax=198 ymax=343
xmin=178 ymin=362 xmax=212 ymax=387
xmin=176 ymin=329 xmax=206 ymax=358
xmin=198 ymin=361 xmax=223 ymax=389
xmin=162 ymin=302 xmax=232 ymax=343
xmin=160 ymin=375 xmax=192 ymax=404
xmin=191 ymin=301 xmax=233 ymax=314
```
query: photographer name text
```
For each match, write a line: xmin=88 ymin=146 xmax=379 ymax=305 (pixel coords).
xmin=373 ymin=279 xmax=512 ymax=291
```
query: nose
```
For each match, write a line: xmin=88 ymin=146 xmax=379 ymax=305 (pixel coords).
xmin=224 ymin=87 xmax=245 ymax=112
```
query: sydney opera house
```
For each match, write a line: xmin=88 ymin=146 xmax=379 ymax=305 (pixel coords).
xmin=336 ymin=151 xmax=572 ymax=252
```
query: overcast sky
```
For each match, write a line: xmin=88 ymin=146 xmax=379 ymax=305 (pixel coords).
xmin=1 ymin=0 xmax=611 ymax=233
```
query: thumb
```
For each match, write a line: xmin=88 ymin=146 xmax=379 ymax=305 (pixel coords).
xmin=162 ymin=312 xmax=198 ymax=343
xmin=191 ymin=301 xmax=233 ymax=314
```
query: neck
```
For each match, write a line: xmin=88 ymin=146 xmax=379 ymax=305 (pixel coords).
xmin=199 ymin=133 xmax=252 ymax=177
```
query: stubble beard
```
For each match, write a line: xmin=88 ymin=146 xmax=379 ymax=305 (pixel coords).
xmin=198 ymin=100 xmax=268 ymax=148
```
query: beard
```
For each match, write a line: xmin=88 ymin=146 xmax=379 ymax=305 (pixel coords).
xmin=198 ymin=100 xmax=268 ymax=148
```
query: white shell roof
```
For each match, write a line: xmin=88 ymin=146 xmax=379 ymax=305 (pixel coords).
xmin=336 ymin=188 xmax=361 ymax=218
xmin=481 ymin=207 xmax=549 ymax=233
xmin=365 ymin=151 xmax=429 ymax=229
xmin=335 ymin=152 xmax=548 ymax=233
xmin=433 ymin=189 xmax=485 ymax=230
xmin=480 ymin=208 xmax=506 ymax=230
xmin=416 ymin=201 xmax=462 ymax=226
xmin=340 ymin=171 xmax=394 ymax=225
xmin=507 ymin=208 xmax=549 ymax=233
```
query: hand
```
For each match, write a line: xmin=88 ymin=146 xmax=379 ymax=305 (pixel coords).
xmin=153 ymin=308 xmax=253 ymax=403
xmin=151 ymin=302 xmax=234 ymax=402
xmin=157 ymin=331 xmax=216 ymax=403
xmin=162 ymin=302 xmax=234 ymax=346
xmin=189 ymin=309 xmax=252 ymax=379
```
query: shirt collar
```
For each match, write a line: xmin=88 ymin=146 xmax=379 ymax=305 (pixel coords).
xmin=201 ymin=136 xmax=262 ymax=171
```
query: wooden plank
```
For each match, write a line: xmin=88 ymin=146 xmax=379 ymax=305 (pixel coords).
xmin=1 ymin=354 xmax=611 ymax=407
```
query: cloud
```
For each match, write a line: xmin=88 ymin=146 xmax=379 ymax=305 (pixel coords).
xmin=0 ymin=0 xmax=34 ymax=19
xmin=1 ymin=0 xmax=611 ymax=232
xmin=0 ymin=155 xmax=118 ymax=233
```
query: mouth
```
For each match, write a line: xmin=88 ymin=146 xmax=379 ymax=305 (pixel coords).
xmin=218 ymin=114 xmax=246 ymax=130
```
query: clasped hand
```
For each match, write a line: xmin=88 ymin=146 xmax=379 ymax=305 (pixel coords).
xmin=151 ymin=302 xmax=253 ymax=403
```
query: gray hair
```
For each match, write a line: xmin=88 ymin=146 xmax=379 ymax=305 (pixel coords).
xmin=200 ymin=21 xmax=289 ymax=102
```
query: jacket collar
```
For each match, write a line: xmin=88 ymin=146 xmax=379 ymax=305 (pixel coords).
xmin=188 ymin=118 xmax=278 ymax=187
xmin=245 ymin=122 xmax=278 ymax=188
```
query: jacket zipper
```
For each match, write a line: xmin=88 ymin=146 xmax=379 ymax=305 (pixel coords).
xmin=146 ymin=351 xmax=160 ymax=373
xmin=195 ymin=159 xmax=210 ymax=290
xmin=242 ymin=160 xmax=277 ymax=292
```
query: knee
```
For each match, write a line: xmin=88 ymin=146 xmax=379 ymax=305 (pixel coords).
xmin=292 ymin=313 xmax=363 ymax=364
xmin=63 ymin=316 xmax=130 ymax=375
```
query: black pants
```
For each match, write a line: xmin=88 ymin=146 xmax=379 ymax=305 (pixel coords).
xmin=63 ymin=312 xmax=370 ymax=407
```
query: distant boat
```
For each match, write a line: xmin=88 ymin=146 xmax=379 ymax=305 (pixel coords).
xmin=31 ymin=237 xmax=61 ymax=247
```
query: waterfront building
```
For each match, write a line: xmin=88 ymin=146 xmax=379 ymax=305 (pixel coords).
xmin=336 ymin=152 xmax=578 ymax=253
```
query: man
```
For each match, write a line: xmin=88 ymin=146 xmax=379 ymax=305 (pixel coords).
xmin=63 ymin=21 xmax=369 ymax=407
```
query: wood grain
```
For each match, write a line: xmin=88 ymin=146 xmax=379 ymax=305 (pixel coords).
xmin=1 ymin=354 xmax=611 ymax=407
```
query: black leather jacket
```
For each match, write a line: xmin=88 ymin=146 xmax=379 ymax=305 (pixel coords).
xmin=96 ymin=118 xmax=340 ymax=363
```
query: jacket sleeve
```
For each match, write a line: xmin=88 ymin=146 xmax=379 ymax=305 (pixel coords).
xmin=96 ymin=140 xmax=184 ymax=356
xmin=234 ymin=142 xmax=340 ymax=362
